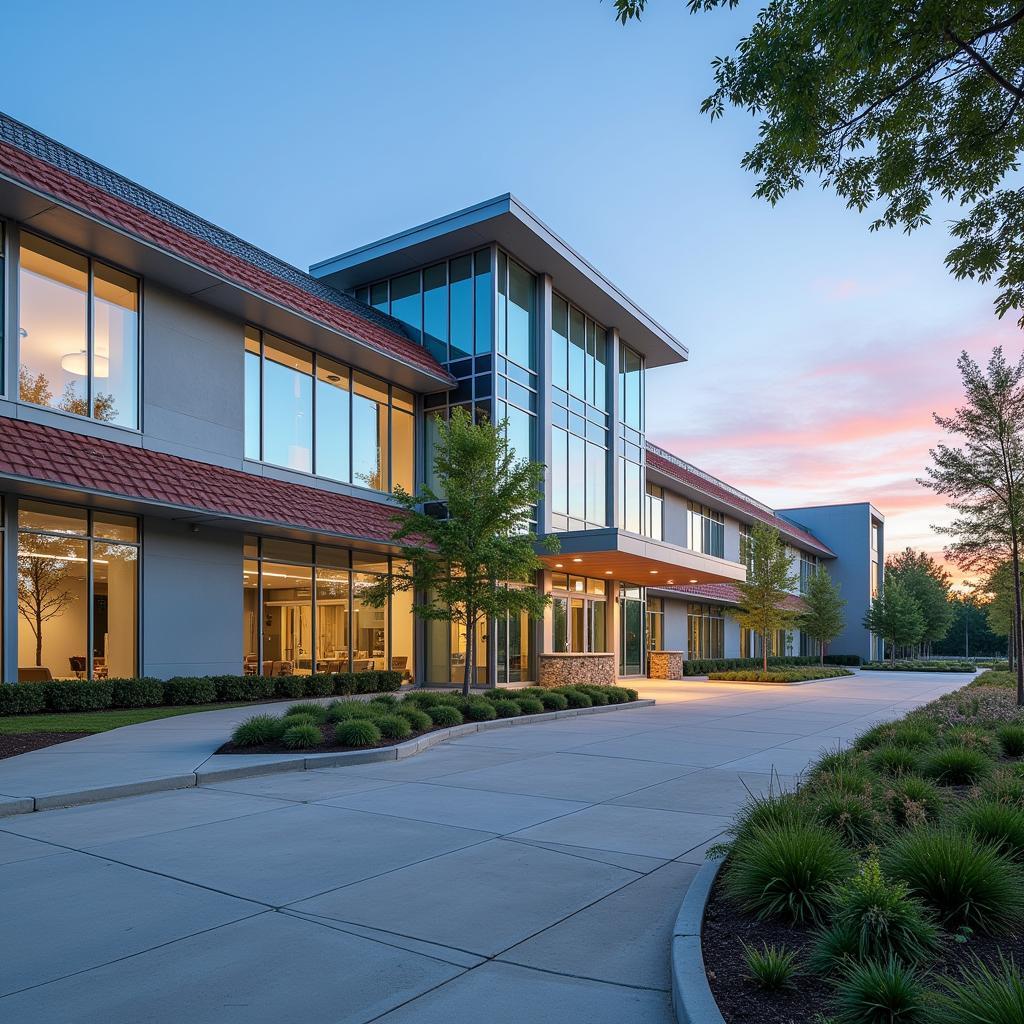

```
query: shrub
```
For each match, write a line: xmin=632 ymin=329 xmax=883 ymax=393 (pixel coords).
xmin=882 ymin=827 xmax=1024 ymax=932
xmin=377 ymin=671 xmax=403 ymax=692
xmin=213 ymin=676 xmax=275 ymax=702
xmin=709 ymin=667 xmax=853 ymax=682
xmin=805 ymin=786 xmax=880 ymax=846
xmin=880 ymin=776 xmax=946 ymax=829
xmin=732 ymin=792 xmax=814 ymax=843
xmin=576 ymin=686 xmax=610 ymax=705
xmin=516 ymin=696 xmax=545 ymax=714
xmin=395 ymin=704 xmax=433 ymax=730
xmin=0 ymin=683 xmax=48 ymax=715
xmin=463 ymin=699 xmax=497 ymax=721
xmin=272 ymin=676 xmax=305 ymax=700
xmin=492 ymin=699 xmax=522 ymax=718
xmin=983 ymin=769 xmax=1024 ymax=809
xmin=724 ymin=821 xmax=856 ymax=924
xmin=281 ymin=722 xmax=322 ymax=750
xmin=109 ymin=677 xmax=166 ymax=707
xmin=43 ymin=680 xmax=113 ymax=712
xmin=232 ymin=714 xmax=285 ymax=747
xmin=809 ymin=752 xmax=876 ymax=797
xmin=942 ymin=725 xmax=997 ymax=754
xmin=281 ymin=713 xmax=320 ymax=730
xmin=833 ymin=958 xmax=928 ymax=1024
xmin=741 ymin=941 xmax=798 ymax=991
xmin=996 ymin=724 xmax=1024 ymax=758
xmin=854 ymin=722 xmax=898 ymax=752
xmin=923 ymin=746 xmax=993 ymax=786
xmin=302 ymin=675 xmax=334 ymax=698
xmin=370 ymin=694 xmax=399 ymax=708
xmin=402 ymin=691 xmax=440 ymax=706
xmin=286 ymin=702 xmax=328 ymax=722
xmin=869 ymin=745 xmax=923 ymax=777
xmin=163 ymin=676 xmax=217 ymax=705
xmin=335 ymin=719 xmax=382 ymax=747
xmin=808 ymin=860 xmax=939 ymax=972
xmin=376 ymin=714 xmax=412 ymax=741
xmin=602 ymin=686 xmax=631 ymax=704
xmin=350 ymin=671 xmax=382 ymax=694
xmin=620 ymin=686 xmax=639 ymax=701
xmin=958 ymin=801 xmax=1024 ymax=860
xmin=427 ymin=704 xmax=463 ymax=727
xmin=931 ymin=955 xmax=1024 ymax=1024
xmin=537 ymin=691 xmax=569 ymax=711
xmin=887 ymin=720 xmax=939 ymax=750
xmin=324 ymin=700 xmax=365 ymax=723
xmin=556 ymin=688 xmax=593 ymax=709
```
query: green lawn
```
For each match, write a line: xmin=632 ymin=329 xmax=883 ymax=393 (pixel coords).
xmin=0 ymin=703 xmax=249 ymax=735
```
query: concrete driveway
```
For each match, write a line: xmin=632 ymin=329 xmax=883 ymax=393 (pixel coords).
xmin=0 ymin=671 xmax=965 ymax=1023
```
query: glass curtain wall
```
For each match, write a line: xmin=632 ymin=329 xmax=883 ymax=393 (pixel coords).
xmin=17 ymin=501 xmax=138 ymax=680
xmin=647 ymin=596 xmax=664 ymax=653
xmin=619 ymin=585 xmax=645 ymax=676
xmin=244 ymin=327 xmax=414 ymax=493
xmin=645 ymin=484 xmax=664 ymax=541
xmin=799 ymin=553 xmax=819 ymax=595
xmin=550 ymin=575 xmax=607 ymax=653
xmin=687 ymin=604 xmax=725 ymax=660
xmin=243 ymin=538 xmax=413 ymax=679
xmin=687 ymin=502 xmax=725 ymax=558
xmin=617 ymin=343 xmax=644 ymax=533
xmin=550 ymin=295 xmax=609 ymax=531
xmin=19 ymin=232 xmax=139 ymax=428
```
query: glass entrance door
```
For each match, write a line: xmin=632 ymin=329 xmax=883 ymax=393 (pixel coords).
xmin=619 ymin=586 xmax=645 ymax=676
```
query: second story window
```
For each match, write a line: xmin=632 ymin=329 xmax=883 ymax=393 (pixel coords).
xmin=645 ymin=483 xmax=663 ymax=541
xmin=799 ymin=553 xmax=819 ymax=595
xmin=739 ymin=523 xmax=753 ymax=569
xmin=19 ymin=232 xmax=139 ymax=429
xmin=244 ymin=327 xmax=414 ymax=494
xmin=687 ymin=502 xmax=725 ymax=559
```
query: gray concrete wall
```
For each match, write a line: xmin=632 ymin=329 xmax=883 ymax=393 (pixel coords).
xmin=662 ymin=489 xmax=688 ymax=547
xmin=724 ymin=617 xmax=741 ymax=659
xmin=663 ymin=597 xmax=688 ymax=652
xmin=142 ymin=518 xmax=242 ymax=678
xmin=778 ymin=503 xmax=878 ymax=661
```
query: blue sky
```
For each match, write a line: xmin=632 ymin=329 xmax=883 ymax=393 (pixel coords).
xmin=6 ymin=0 xmax=1015 ymax=580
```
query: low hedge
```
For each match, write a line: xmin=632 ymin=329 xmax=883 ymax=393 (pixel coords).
xmin=0 ymin=668 xmax=404 ymax=716
xmin=684 ymin=654 xmax=860 ymax=676
xmin=709 ymin=667 xmax=855 ymax=683
xmin=862 ymin=660 xmax=978 ymax=673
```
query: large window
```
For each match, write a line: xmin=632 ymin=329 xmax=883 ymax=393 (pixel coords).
xmin=799 ymin=553 xmax=819 ymax=595
xmin=739 ymin=523 xmax=753 ymax=570
xmin=645 ymin=484 xmax=664 ymax=541
xmin=354 ymin=248 xmax=493 ymax=362
xmin=616 ymin=342 xmax=645 ymax=534
xmin=17 ymin=501 xmax=138 ymax=681
xmin=647 ymin=596 xmax=664 ymax=653
xmin=687 ymin=502 xmax=725 ymax=559
xmin=551 ymin=574 xmax=607 ymax=653
xmin=688 ymin=604 xmax=724 ymax=660
xmin=551 ymin=295 xmax=609 ymax=532
xmin=19 ymin=232 xmax=139 ymax=428
xmin=244 ymin=327 xmax=414 ymax=493
xmin=243 ymin=538 xmax=413 ymax=679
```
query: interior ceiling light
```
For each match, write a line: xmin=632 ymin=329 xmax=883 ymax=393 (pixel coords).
xmin=571 ymin=557 xmax=583 ymax=563
xmin=689 ymin=578 xmax=699 ymax=583
xmin=554 ymin=563 xmax=563 ymax=568
xmin=61 ymin=350 xmax=109 ymax=378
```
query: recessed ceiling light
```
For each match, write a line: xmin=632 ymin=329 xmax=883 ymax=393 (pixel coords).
xmin=554 ymin=563 xmax=563 ymax=568
xmin=572 ymin=557 xmax=583 ymax=563
xmin=649 ymin=570 xmax=658 ymax=574
xmin=689 ymin=578 xmax=699 ymax=583
xmin=666 ymin=579 xmax=675 ymax=584
xmin=605 ymin=570 xmax=613 ymax=575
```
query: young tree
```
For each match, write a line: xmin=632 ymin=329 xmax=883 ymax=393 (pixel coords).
xmin=863 ymin=580 xmax=927 ymax=663
xmin=610 ymin=2 xmax=1024 ymax=326
xmin=921 ymin=348 xmax=1024 ymax=703
xmin=798 ymin=567 xmax=846 ymax=665
xmin=884 ymin=548 xmax=955 ymax=656
xmin=363 ymin=408 xmax=556 ymax=695
xmin=729 ymin=522 xmax=800 ymax=672
xmin=984 ymin=561 xmax=1022 ymax=664
xmin=17 ymin=535 xmax=79 ymax=667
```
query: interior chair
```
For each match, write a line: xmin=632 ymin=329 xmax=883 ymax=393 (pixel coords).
xmin=68 ymin=656 xmax=87 ymax=679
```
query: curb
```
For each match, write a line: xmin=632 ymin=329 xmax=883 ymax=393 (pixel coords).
xmin=0 ymin=697 xmax=656 ymax=816
xmin=671 ymin=854 xmax=726 ymax=1024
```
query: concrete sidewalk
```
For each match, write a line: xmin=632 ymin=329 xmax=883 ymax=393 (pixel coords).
xmin=0 ymin=670 xmax=966 ymax=1024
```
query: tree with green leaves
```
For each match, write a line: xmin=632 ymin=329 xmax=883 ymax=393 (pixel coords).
xmin=362 ymin=407 xmax=556 ymax=695
xmin=729 ymin=522 xmax=800 ymax=672
xmin=884 ymin=548 xmax=954 ymax=656
xmin=921 ymin=348 xmax=1024 ymax=703
xmin=863 ymin=580 xmax=927 ymax=662
xmin=984 ymin=560 xmax=1021 ymax=663
xmin=610 ymin=2 xmax=1024 ymax=325
xmin=798 ymin=566 xmax=846 ymax=664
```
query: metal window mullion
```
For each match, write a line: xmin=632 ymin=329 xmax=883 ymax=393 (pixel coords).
xmin=311 ymin=563 xmax=318 ymax=673
xmin=87 ymin=260 xmax=94 ymax=419
xmin=86 ymin=521 xmax=94 ymax=682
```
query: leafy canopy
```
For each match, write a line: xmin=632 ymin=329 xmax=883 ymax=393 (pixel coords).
xmin=798 ymin=566 xmax=846 ymax=660
xmin=885 ymin=548 xmax=954 ymax=646
xmin=611 ymin=0 xmax=1024 ymax=324
xmin=863 ymin=579 xmax=927 ymax=658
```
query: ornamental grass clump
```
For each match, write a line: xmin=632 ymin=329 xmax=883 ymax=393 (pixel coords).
xmin=833 ymin=957 xmax=928 ymax=1024
xmin=463 ymin=699 xmax=497 ymax=721
xmin=807 ymin=860 xmax=939 ymax=973
xmin=394 ymin=704 xmax=433 ymax=730
xmin=996 ymin=724 xmax=1024 ymax=758
xmin=537 ymin=691 xmax=569 ymax=711
xmin=724 ymin=821 xmax=856 ymax=925
xmin=334 ymin=719 xmax=382 ymax=748
xmin=983 ymin=769 xmax=1024 ymax=809
xmin=741 ymin=941 xmax=799 ymax=991
xmin=923 ymin=746 xmax=994 ymax=786
xmin=881 ymin=827 xmax=1024 ymax=933
xmin=854 ymin=722 xmax=899 ymax=752
xmin=375 ymin=714 xmax=412 ymax=741
xmin=880 ymin=775 xmax=946 ymax=829
xmin=868 ymin=744 xmax=924 ymax=778
xmin=804 ymin=786 xmax=881 ymax=847
xmin=232 ymin=714 xmax=286 ymax=747
xmin=426 ymin=704 xmax=463 ymax=727
xmin=931 ymin=955 xmax=1024 ymax=1024
xmin=492 ymin=699 xmax=522 ymax=718
xmin=281 ymin=722 xmax=322 ymax=750
xmin=516 ymin=696 xmax=545 ymax=714
xmin=285 ymin=702 xmax=327 ymax=722
xmin=555 ymin=688 xmax=593 ymax=708
xmin=957 ymin=801 xmax=1024 ymax=861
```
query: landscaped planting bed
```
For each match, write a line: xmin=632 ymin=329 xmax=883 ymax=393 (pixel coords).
xmin=218 ymin=684 xmax=640 ymax=755
xmin=708 ymin=667 xmax=854 ymax=684
xmin=861 ymin=660 xmax=978 ymax=672
xmin=702 ymin=667 xmax=1024 ymax=1023
xmin=684 ymin=655 xmax=861 ymax=676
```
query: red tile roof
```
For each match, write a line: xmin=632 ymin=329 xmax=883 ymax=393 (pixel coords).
xmin=0 ymin=417 xmax=401 ymax=545
xmin=656 ymin=581 xmax=806 ymax=611
xmin=0 ymin=137 xmax=451 ymax=384
xmin=645 ymin=447 xmax=834 ymax=558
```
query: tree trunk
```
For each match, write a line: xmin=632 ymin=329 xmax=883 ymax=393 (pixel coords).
xmin=1011 ymin=536 xmax=1024 ymax=705
xmin=462 ymin=613 xmax=475 ymax=698
xmin=762 ymin=632 xmax=768 ymax=673
xmin=35 ymin=606 xmax=43 ymax=667
xmin=820 ymin=642 xmax=824 ymax=667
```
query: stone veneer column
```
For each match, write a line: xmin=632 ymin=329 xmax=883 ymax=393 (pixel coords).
xmin=648 ymin=650 xmax=684 ymax=680
xmin=538 ymin=653 xmax=617 ymax=688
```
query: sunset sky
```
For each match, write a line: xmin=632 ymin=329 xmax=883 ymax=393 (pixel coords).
xmin=6 ymin=0 xmax=1016 ymax=588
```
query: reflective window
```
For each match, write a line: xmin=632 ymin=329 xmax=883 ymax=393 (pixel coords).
xmin=550 ymin=574 xmax=607 ymax=653
xmin=389 ymin=272 xmax=421 ymax=343
xmin=449 ymin=255 xmax=474 ymax=359
xmin=687 ymin=604 xmax=724 ymax=660
xmin=244 ymin=327 xmax=412 ymax=493
xmin=19 ymin=233 xmax=139 ymax=428
xmin=799 ymin=553 xmax=819 ymax=595
xmin=552 ymin=296 xmax=569 ymax=392
xmin=17 ymin=501 xmax=138 ymax=680
xmin=687 ymin=502 xmax=725 ymax=558
xmin=645 ymin=483 xmax=663 ymax=541
xmin=423 ymin=263 xmax=448 ymax=362
xmin=505 ymin=258 xmax=534 ymax=368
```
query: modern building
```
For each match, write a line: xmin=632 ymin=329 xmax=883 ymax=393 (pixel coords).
xmin=0 ymin=112 xmax=882 ymax=687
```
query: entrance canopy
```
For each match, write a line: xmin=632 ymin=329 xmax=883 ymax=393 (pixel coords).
xmin=538 ymin=529 xmax=746 ymax=588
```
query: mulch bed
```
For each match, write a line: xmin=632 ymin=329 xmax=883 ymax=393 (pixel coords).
xmin=0 ymin=732 xmax=90 ymax=760
xmin=214 ymin=720 xmax=449 ymax=756
xmin=703 ymin=864 xmax=1024 ymax=1023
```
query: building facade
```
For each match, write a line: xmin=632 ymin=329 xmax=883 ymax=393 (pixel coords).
xmin=0 ymin=113 xmax=882 ymax=686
